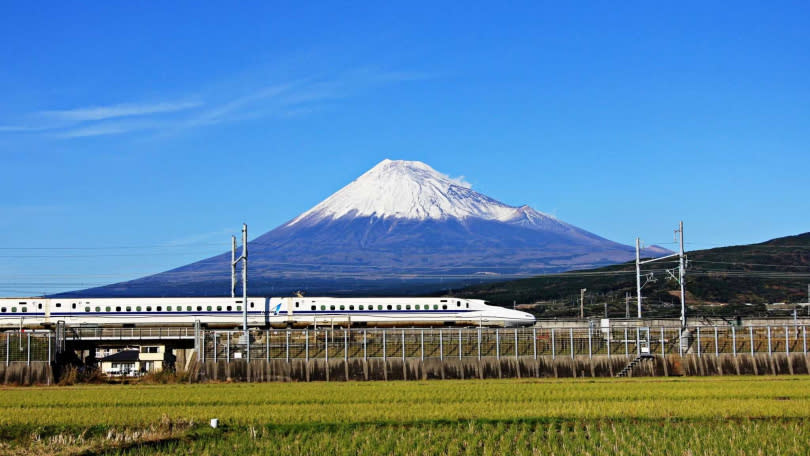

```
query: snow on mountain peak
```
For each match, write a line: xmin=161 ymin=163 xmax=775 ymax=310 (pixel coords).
xmin=286 ymin=159 xmax=557 ymax=226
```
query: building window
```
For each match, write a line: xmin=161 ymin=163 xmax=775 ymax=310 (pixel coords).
xmin=143 ymin=346 xmax=159 ymax=353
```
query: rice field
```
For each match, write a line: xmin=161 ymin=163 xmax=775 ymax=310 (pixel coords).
xmin=1 ymin=377 xmax=809 ymax=455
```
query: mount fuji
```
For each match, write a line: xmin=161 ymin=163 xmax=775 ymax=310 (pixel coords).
xmin=67 ymin=159 xmax=669 ymax=297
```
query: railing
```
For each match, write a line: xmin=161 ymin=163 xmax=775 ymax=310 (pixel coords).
xmin=66 ymin=327 xmax=197 ymax=340
xmin=194 ymin=325 xmax=810 ymax=363
xmin=1 ymin=331 xmax=54 ymax=365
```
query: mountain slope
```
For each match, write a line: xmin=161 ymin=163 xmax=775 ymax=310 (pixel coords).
xmin=64 ymin=159 xmax=669 ymax=297
xmin=455 ymin=232 xmax=810 ymax=317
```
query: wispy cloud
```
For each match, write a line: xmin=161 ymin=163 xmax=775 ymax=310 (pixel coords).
xmin=1 ymin=64 xmax=432 ymax=139
xmin=40 ymin=100 xmax=202 ymax=122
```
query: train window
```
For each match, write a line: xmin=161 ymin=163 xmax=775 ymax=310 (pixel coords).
xmin=406 ymin=305 xmax=411 ymax=310
xmin=217 ymin=306 xmax=222 ymax=311
xmin=72 ymin=303 xmax=77 ymax=309
xmin=21 ymin=307 xmax=27 ymax=313
xmin=197 ymin=306 xmax=202 ymax=311
xmin=106 ymin=307 xmax=111 ymax=312
xmin=415 ymin=305 xmax=419 ymax=310
xmin=207 ymin=306 xmax=212 ymax=311
xmin=295 ymin=302 xmax=299 ymax=308
xmin=311 ymin=305 xmax=316 ymax=311
xmin=56 ymin=303 xmax=62 ymax=308
xmin=396 ymin=305 xmax=402 ymax=310
xmin=38 ymin=303 xmax=42 ymax=309
xmin=378 ymin=305 xmax=383 ymax=310
xmin=116 ymin=306 xmax=121 ymax=312
xmin=340 ymin=305 xmax=345 ymax=310
xmin=236 ymin=306 xmax=241 ymax=311
xmin=96 ymin=307 xmax=101 ymax=312
xmin=146 ymin=306 xmax=152 ymax=312
xmin=456 ymin=301 xmax=460 ymax=307
xmin=157 ymin=306 xmax=162 ymax=311
xmin=330 ymin=305 xmax=335 ymax=311
xmin=126 ymin=306 xmax=132 ymax=312
xmin=85 ymin=307 xmax=90 ymax=312
xmin=387 ymin=305 xmax=392 ymax=310
xmin=187 ymin=306 xmax=192 ymax=311
xmin=442 ymin=305 xmax=447 ymax=310
xmin=466 ymin=303 xmax=469 ymax=308
xmin=136 ymin=306 xmax=142 ymax=312
xmin=167 ymin=306 xmax=171 ymax=311
xmin=321 ymin=305 xmax=326 ymax=310
xmin=359 ymin=305 xmax=364 ymax=310
xmin=349 ymin=305 xmax=354 ymax=310
xmin=227 ymin=306 xmax=232 ymax=311
xmin=0 ymin=308 xmax=5 ymax=313
xmin=11 ymin=307 xmax=17 ymax=312
xmin=250 ymin=302 xmax=255 ymax=308
xmin=433 ymin=305 xmax=438 ymax=310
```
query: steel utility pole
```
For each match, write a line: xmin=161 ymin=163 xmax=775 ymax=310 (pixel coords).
xmin=231 ymin=224 xmax=248 ymax=333
xmin=625 ymin=292 xmax=630 ymax=319
xmin=636 ymin=238 xmax=643 ymax=318
xmin=677 ymin=221 xmax=686 ymax=329
xmin=580 ymin=288 xmax=587 ymax=318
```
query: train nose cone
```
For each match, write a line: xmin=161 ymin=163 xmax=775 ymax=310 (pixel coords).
xmin=505 ymin=309 xmax=536 ymax=327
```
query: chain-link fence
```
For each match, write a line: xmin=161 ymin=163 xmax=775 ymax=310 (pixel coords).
xmin=194 ymin=325 xmax=810 ymax=363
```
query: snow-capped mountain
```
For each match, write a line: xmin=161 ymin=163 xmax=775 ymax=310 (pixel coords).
xmin=67 ymin=159 xmax=669 ymax=297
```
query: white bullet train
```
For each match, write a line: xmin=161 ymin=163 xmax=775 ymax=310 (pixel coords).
xmin=0 ymin=296 xmax=535 ymax=329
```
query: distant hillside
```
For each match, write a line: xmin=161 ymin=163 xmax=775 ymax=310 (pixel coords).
xmin=455 ymin=232 xmax=810 ymax=318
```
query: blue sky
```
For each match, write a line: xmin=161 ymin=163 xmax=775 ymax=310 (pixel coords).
xmin=1 ymin=2 xmax=808 ymax=295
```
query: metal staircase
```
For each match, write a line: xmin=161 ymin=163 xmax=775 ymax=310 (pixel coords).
xmin=616 ymin=354 xmax=655 ymax=377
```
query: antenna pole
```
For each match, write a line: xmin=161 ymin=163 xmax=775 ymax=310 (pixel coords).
xmin=636 ymin=237 xmax=642 ymax=319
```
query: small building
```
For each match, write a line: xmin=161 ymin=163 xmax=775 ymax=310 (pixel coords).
xmin=99 ymin=350 xmax=140 ymax=377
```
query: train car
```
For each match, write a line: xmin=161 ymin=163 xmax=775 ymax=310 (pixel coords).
xmin=0 ymin=296 xmax=535 ymax=329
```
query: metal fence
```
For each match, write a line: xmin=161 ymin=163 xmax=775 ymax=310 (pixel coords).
xmin=1 ymin=331 xmax=54 ymax=365
xmin=194 ymin=325 xmax=810 ymax=363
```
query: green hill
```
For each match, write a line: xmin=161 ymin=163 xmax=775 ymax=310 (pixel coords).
xmin=454 ymin=232 xmax=810 ymax=318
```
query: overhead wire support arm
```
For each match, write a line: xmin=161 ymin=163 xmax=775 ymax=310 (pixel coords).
xmin=635 ymin=221 xmax=688 ymax=325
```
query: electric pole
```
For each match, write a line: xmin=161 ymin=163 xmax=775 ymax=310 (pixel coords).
xmin=625 ymin=292 xmax=630 ymax=319
xmin=580 ymin=288 xmax=587 ymax=319
xmin=677 ymin=221 xmax=686 ymax=329
xmin=231 ymin=223 xmax=248 ymax=333
xmin=635 ymin=238 xmax=642 ymax=318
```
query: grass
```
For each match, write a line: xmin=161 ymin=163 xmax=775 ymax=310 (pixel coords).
xmin=2 ymin=376 xmax=810 ymax=454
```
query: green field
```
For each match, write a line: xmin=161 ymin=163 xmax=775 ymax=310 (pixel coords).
xmin=2 ymin=377 xmax=810 ymax=455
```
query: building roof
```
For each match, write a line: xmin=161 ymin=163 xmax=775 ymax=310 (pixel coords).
xmin=100 ymin=350 xmax=139 ymax=362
